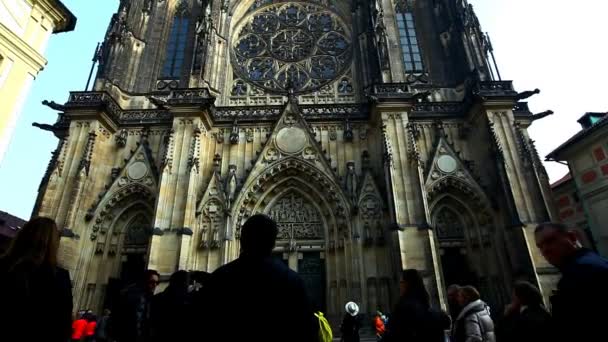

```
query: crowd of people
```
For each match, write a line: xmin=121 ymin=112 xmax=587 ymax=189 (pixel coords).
xmin=0 ymin=216 xmax=607 ymax=342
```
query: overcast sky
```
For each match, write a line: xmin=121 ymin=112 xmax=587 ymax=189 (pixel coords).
xmin=0 ymin=0 xmax=606 ymax=219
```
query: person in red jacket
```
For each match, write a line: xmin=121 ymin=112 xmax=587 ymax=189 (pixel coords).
xmin=374 ymin=311 xmax=386 ymax=340
xmin=72 ymin=312 xmax=88 ymax=341
xmin=84 ymin=312 xmax=98 ymax=341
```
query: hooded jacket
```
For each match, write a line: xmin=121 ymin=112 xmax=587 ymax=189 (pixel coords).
xmin=452 ymin=299 xmax=495 ymax=342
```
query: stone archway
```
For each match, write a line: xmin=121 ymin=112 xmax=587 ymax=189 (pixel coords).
xmin=265 ymin=189 xmax=327 ymax=311
xmin=230 ymin=157 xmax=358 ymax=319
xmin=428 ymin=178 xmax=510 ymax=309
xmin=75 ymin=182 xmax=156 ymax=312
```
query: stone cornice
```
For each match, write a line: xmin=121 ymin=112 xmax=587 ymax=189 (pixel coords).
xmin=0 ymin=23 xmax=47 ymax=73
xmin=32 ymin=0 xmax=76 ymax=33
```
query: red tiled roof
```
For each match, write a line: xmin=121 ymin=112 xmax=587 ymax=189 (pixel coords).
xmin=0 ymin=211 xmax=26 ymax=238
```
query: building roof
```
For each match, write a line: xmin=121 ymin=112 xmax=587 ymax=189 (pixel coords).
xmin=0 ymin=211 xmax=26 ymax=239
xmin=551 ymin=172 xmax=573 ymax=190
xmin=546 ymin=112 xmax=608 ymax=160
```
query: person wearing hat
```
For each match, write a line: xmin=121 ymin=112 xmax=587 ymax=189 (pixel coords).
xmin=340 ymin=301 xmax=361 ymax=342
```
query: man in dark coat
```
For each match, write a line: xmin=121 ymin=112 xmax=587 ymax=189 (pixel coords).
xmin=535 ymin=222 xmax=608 ymax=342
xmin=112 ymin=269 xmax=160 ymax=342
xmin=151 ymin=270 xmax=191 ymax=342
xmin=201 ymin=214 xmax=318 ymax=342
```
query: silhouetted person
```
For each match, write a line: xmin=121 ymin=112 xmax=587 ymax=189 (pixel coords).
xmin=112 ymin=269 xmax=159 ymax=342
xmin=201 ymin=214 xmax=317 ymax=342
xmin=151 ymin=270 xmax=190 ymax=342
xmin=384 ymin=269 xmax=448 ymax=342
xmin=447 ymin=284 xmax=462 ymax=321
xmin=535 ymin=222 xmax=608 ymax=342
xmin=95 ymin=309 xmax=112 ymax=342
xmin=0 ymin=217 xmax=73 ymax=342
xmin=497 ymin=281 xmax=551 ymax=342
xmin=452 ymin=286 xmax=495 ymax=342
xmin=340 ymin=302 xmax=361 ymax=342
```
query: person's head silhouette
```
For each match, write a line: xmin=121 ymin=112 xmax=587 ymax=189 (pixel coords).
xmin=240 ymin=214 xmax=278 ymax=257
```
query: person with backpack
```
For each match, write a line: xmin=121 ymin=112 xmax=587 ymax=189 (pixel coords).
xmin=451 ymin=286 xmax=495 ymax=342
xmin=383 ymin=269 xmax=448 ymax=342
xmin=340 ymin=302 xmax=361 ymax=342
xmin=374 ymin=310 xmax=386 ymax=340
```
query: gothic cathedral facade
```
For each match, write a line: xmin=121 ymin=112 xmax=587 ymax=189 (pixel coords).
xmin=35 ymin=0 xmax=557 ymax=319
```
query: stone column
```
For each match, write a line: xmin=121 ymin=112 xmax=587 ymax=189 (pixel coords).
xmin=375 ymin=104 xmax=445 ymax=306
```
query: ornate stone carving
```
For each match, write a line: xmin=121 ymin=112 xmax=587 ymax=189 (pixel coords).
xmin=345 ymin=161 xmax=358 ymax=204
xmin=343 ymin=118 xmax=353 ymax=142
xmin=229 ymin=120 xmax=240 ymax=145
xmin=268 ymin=193 xmax=323 ymax=240
xmin=231 ymin=2 xmax=353 ymax=94
xmin=225 ymin=165 xmax=238 ymax=208
xmin=115 ymin=129 xmax=127 ymax=148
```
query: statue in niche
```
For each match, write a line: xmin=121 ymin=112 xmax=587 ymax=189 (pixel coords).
xmin=211 ymin=228 xmax=220 ymax=248
xmin=363 ymin=223 xmax=373 ymax=246
xmin=229 ymin=120 xmax=239 ymax=145
xmin=345 ymin=161 xmax=358 ymax=204
xmin=115 ymin=129 xmax=127 ymax=148
xmin=200 ymin=226 xmax=209 ymax=248
xmin=194 ymin=1 xmax=213 ymax=73
xmin=213 ymin=153 xmax=222 ymax=174
xmin=343 ymin=118 xmax=353 ymax=142
xmin=225 ymin=165 xmax=237 ymax=208
xmin=374 ymin=11 xmax=390 ymax=70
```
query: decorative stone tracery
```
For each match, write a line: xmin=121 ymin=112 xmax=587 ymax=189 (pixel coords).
xmin=231 ymin=1 xmax=352 ymax=93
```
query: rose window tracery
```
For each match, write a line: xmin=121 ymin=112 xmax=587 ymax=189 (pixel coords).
xmin=232 ymin=2 xmax=352 ymax=94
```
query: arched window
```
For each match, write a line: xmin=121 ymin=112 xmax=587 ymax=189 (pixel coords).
xmin=161 ymin=4 xmax=190 ymax=78
xmin=395 ymin=3 xmax=424 ymax=73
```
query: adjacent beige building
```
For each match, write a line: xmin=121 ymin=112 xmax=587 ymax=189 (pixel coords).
xmin=34 ymin=0 xmax=557 ymax=320
xmin=548 ymin=112 xmax=608 ymax=255
xmin=0 ymin=0 xmax=75 ymax=164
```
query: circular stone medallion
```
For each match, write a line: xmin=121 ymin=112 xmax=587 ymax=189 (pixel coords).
xmin=127 ymin=161 xmax=148 ymax=180
xmin=276 ymin=127 xmax=307 ymax=154
xmin=437 ymin=155 xmax=458 ymax=174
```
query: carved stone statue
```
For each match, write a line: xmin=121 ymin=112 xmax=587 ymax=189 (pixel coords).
xmin=225 ymin=164 xmax=237 ymax=208
xmin=345 ymin=161 xmax=358 ymax=204
xmin=229 ymin=120 xmax=239 ymax=145
xmin=343 ymin=118 xmax=353 ymax=142
xmin=375 ymin=11 xmax=390 ymax=70
xmin=115 ymin=129 xmax=128 ymax=148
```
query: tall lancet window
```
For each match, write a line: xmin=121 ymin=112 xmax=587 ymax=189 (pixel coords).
xmin=162 ymin=2 xmax=190 ymax=78
xmin=395 ymin=3 xmax=424 ymax=73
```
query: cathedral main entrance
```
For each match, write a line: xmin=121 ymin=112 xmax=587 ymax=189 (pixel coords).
xmin=267 ymin=191 xmax=328 ymax=312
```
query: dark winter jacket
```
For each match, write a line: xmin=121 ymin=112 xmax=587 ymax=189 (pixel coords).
xmin=111 ymin=284 xmax=154 ymax=342
xmin=0 ymin=261 xmax=73 ymax=342
xmin=150 ymin=285 xmax=191 ymax=342
xmin=497 ymin=305 xmax=551 ymax=342
xmin=201 ymin=255 xmax=318 ymax=342
xmin=551 ymin=248 xmax=608 ymax=342
xmin=383 ymin=296 xmax=448 ymax=342
xmin=452 ymin=299 xmax=495 ymax=342
xmin=340 ymin=314 xmax=361 ymax=342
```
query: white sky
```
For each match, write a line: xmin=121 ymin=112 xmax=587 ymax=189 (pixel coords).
xmin=0 ymin=0 xmax=606 ymax=219
xmin=472 ymin=0 xmax=608 ymax=182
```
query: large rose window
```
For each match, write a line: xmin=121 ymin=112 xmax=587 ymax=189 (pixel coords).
xmin=231 ymin=2 xmax=352 ymax=94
